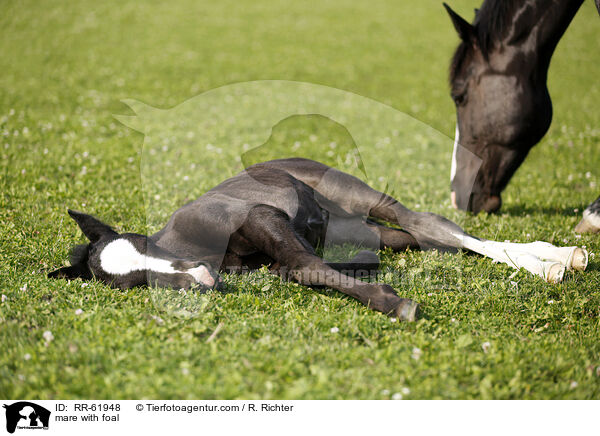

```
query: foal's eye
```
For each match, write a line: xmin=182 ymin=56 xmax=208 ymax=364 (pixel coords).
xmin=452 ymin=91 xmax=467 ymax=106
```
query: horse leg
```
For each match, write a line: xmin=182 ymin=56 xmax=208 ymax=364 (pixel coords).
xmin=319 ymin=215 xmax=419 ymax=277
xmin=323 ymin=214 xmax=419 ymax=251
xmin=374 ymin=200 xmax=590 ymax=282
xmin=292 ymin=164 xmax=583 ymax=282
xmin=237 ymin=205 xmax=420 ymax=320
xmin=575 ymin=195 xmax=600 ymax=234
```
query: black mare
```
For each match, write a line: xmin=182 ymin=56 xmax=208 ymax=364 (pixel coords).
xmin=445 ymin=0 xmax=600 ymax=232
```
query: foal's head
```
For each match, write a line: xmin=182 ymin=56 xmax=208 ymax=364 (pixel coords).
xmin=49 ymin=210 xmax=220 ymax=290
xmin=444 ymin=1 xmax=578 ymax=213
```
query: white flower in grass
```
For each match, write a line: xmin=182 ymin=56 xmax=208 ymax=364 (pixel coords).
xmin=391 ymin=393 xmax=403 ymax=400
xmin=401 ymin=387 xmax=411 ymax=395
xmin=43 ymin=331 xmax=54 ymax=342
xmin=1 ymin=294 xmax=7 ymax=302
xmin=481 ymin=342 xmax=491 ymax=353
xmin=381 ymin=389 xmax=390 ymax=396
xmin=390 ymin=318 xmax=397 ymax=323
xmin=75 ymin=309 xmax=83 ymax=315
xmin=20 ymin=284 xmax=27 ymax=292
xmin=411 ymin=347 xmax=422 ymax=360
xmin=181 ymin=367 xmax=190 ymax=376
xmin=330 ymin=327 xmax=339 ymax=333
xmin=151 ymin=315 xmax=164 ymax=325
xmin=24 ymin=353 xmax=31 ymax=361
xmin=547 ymin=300 xmax=555 ymax=305
xmin=570 ymin=381 xmax=578 ymax=389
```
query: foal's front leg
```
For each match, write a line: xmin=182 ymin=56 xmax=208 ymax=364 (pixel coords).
xmin=238 ymin=205 xmax=420 ymax=321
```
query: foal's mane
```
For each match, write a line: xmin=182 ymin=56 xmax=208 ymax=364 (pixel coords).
xmin=449 ymin=0 xmax=521 ymax=83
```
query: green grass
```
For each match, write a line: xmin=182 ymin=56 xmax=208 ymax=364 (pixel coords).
xmin=1 ymin=0 xmax=600 ymax=399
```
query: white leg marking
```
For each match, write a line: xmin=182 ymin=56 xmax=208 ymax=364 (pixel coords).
xmin=457 ymin=235 xmax=567 ymax=283
xmin=475 ymin=240 xmax=588 ymax=272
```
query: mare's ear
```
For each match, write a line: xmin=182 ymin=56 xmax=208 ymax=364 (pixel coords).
xmin=67 ymin=209 xmax=118 ymax=243
xmin=48 ymin=263 xmax=93 ymax=280
xmin=443 ymin=3 xmax=475 ymax=42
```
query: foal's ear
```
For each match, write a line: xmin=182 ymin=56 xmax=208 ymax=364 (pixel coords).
xmin=443 ymin=3 xmax=475 ymax=42
xmin=67 ymin=209 xmax=118 ymax=243
xmin=48 ymin=263 xmax=93 ymax=280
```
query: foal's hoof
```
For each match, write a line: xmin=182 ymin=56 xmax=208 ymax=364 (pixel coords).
xmin=569 ymin=247 xmax=588 ymax=272
xmin=546 ymin=263 xmax=566 ymax=284
xmin=395 ymin=299 xmax=421 ymax=322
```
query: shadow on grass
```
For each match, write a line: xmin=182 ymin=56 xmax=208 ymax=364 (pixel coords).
xmin=582 ymin=260 xmax=600 ymax=273
xmin=500 ymin=203 xmax=589 ymax=217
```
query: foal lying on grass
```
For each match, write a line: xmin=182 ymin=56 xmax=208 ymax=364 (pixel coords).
xmin=49 ymin=158 xmax=588 ymax=321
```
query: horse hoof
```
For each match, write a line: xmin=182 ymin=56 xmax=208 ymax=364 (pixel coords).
xmin=546 ymin=263 xmax=565 ymax=284
xmin=395 ymin=299 xmax=420 ymax=322
xmin=569 ymin=248 xmax=588 ymax=271
xmin=575 ymin=213 xmax=600 ymax=234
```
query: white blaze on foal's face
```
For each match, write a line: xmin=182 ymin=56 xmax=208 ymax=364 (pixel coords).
xmin=98 ymin=239 xmax=215 ymax=287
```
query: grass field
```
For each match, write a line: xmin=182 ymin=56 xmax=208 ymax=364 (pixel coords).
xmin=1 ymin=0 xmax=600 ymax=399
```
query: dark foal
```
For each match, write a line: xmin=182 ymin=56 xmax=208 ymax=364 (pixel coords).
xmin=50 ymin=158 xmax=587 ymax=321
xmin=444 ymin=0 xmax=594 ymax=216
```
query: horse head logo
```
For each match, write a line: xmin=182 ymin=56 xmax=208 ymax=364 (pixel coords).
xmin=3 ymin=402 xmax=51 ymax=434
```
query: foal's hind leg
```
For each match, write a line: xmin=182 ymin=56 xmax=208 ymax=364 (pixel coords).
xmin=323 ymin=215 xmax=419 ymax=252
xmin=297 ymin=164 xmax=585 ymax=282
xmin=320 ymin=216 xmax=419 ymax=277
xmin=237 ymin=205 xmax=420 ymax=320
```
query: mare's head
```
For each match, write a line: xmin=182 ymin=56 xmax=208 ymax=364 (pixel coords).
xmin=445 ymin=1 xmax=555 ymax=213
xmin=49 ymin=210 xmax=220 ymax=290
